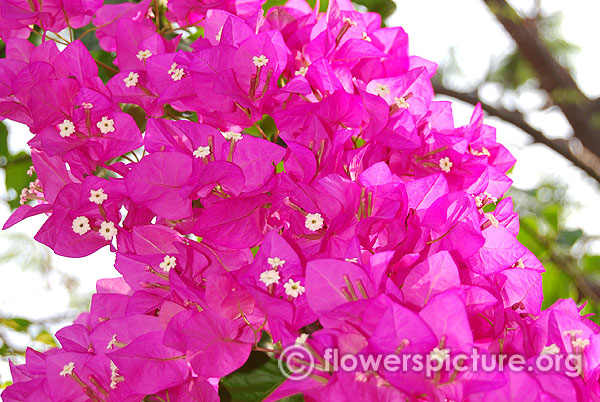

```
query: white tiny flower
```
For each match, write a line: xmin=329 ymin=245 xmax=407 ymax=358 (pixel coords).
xmin=344 ymin=257 xmax=358 ymax=263
xmin=89 ymin=188 xmax=108 ymax=205
xmin=355 ymin=372 xmax=368 ymax=382
xmin=483 ymin=191 xmax=498 ymax=203
xmin=305 ymin=213 xmax=324 ymax=231
xmin=472 ymin=146 xmax=491 ymax=157
xmin=168 ymin=62 xmax=185 ymax=80
xmin=484 ymin=212 xmax=499 ymax=228
xmin=171 ymin=68 xmax=185 ymax=81
xmin=193 ymin=145 xmax=211 ymax=158
xmin=295 ymin=66 xmax=308 ymax=76
xmin=515 ymin=258 xmax=525 ymax=269
xmin=82 ymin=102 xmax=94 ymax=109
xmin=375 ymin=376 xmax=389 ymax=387
xmin=60 ymin=362 xmax=75 ymax=376
xmin=259 ymin=269 xmax=280 ymax=286
xmin=343 ymin=17 xmax=357 ymax=27
xmin=58 ymin=119 xmax=76 ymax=137
xmin=72 ymin=216 xmax=91 ymax=235
xmin=572 ymin=338 xmax=590 ymax=348
xmin=563 ymin=329 xmax=583 ymax=337
xmin=107 ymin=334 xmax=118 ymax=349
xmin=268 ymin=257 xmax=286 ymax=269
xmin=474 ymin=195 xmax=483 ymax=208
xmin=374 ymin=83 xmax=390 ymax=96
xmin=394 ymin=96 xmax=410 ymax=109
xmin=110 ymin=361 xmax=122 ymax=389
xmin=295 ymin=333 xmax=309 ymax=345
xmin=97 ymin=116 xmax=116 ymax=134
xmin=124 ymin=71 xmax=139 ymax=87
xmin=429 ymin=347 xmax=450 ymax=364
xmin=215 ymin=26 xmax=223 ymax=41
xmin=136 ymin=49 xmax=152 ymax=61
xmin=222 ymin=131 xmax=243 ymax=141
xmin=27 ymin=166 xmax=34 ymax=176
xmin=160 ymin=255 xmax=176 ymax=272
xmin=284 ymin=279 xmax=305 ymax=298
xmin=253 ymin=54 xmax=269 ymax=68
xmin=361 ymin=32 xmax=371 ymax=42
xmin=99 ymin=221 xmax=117 ymax=241
xmin=541 ymin=344 xmax=560 ymax=355
xmin=439 ymin=156 xmax=453 ymax=173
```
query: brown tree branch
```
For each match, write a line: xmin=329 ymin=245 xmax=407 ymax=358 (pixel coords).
xmin=433 ymin=81 xmax=600 ymax=185
xmin=483 ymin=0 xmax=600 ymax=156
xmin=520 ymin=218 xmax=600 ymax=305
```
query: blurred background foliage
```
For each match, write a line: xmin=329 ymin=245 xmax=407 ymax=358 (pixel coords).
xmin=2 ymin=0 xmax=600 ymax=395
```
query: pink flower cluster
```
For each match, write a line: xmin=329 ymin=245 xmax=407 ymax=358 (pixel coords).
xmin=2 ymin=0 xmax=600 ymax=400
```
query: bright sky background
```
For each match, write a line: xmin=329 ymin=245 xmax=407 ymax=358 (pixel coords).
xmin=2 ymin=0 xmax=600 ymax=384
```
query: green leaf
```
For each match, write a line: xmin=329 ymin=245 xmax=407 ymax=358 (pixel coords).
xmin=263 ymin=0 xmax=328 ymax=13
xmin=582 ymin=255 xmax=600 ymax=274
xmin=541 ymin=203 xmax=560 ymax=234
xmin=277 ymin=394 xmax=304 ymax=402
xmin=91 ymin=50 xmax=118 ymax=84
xmin=517 ymin=216 xmax=546 ymax=257
xmin=35 ymin=330 xmax=57 ymax=347
xmin=122 ymin=104 xmax=148 ymax=132
xmin=276 ymin=160 xmax=285 ymax=174
xmin=219 ymin=352 xmax=289 ymax=402
xmin=487 ymin=51 xmax=537 ymax=90
xmin=353 ymin=0 xmax=396 ymax=21
xmin=245 ymin=115 xmax=279 ymax=142
xmin=0 ymin=318 xmax=32 ymax=333
xmin=0 ymin=121 xmax=8 ymax=158
xmin=4 ymin=151 xmax=32 ymax=209
xmin=540 ymin=261 xmax=577 ymax=310
xmin=556 ymin=229 xmax=583 ymax=247
xmin=72 ymin=24 xmax=103 ymax=53
xmin=0 ymin=342 xmax=10 ymax=356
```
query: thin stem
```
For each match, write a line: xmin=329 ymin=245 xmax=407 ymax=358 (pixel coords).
xmin=96 ymin=59 xmax=118 ymax=74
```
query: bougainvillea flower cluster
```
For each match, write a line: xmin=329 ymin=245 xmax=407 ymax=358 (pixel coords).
xmin=2 ymin=0 xmax=600 ymax=400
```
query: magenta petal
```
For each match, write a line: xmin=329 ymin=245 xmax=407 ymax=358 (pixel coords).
xmin=107 ymin=331 xmax=189 ymax=394
xmin=125 ymin=152 xmax=193 ymax=220
xmin=165 ymin=310 xmax=252 ymax=378
xmin=306 ymin=259 xmax=373 ymax=313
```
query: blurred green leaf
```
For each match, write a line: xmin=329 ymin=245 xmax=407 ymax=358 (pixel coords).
xmin=541 ymin=203 xmax=560 ymax=234
xmin=276 ymin=160 xmax=285 ymax=173
xmin=122 ymin=104 xmax=148 ymax=132
xmin=488 ymin=51 xmax=537 ymax=90
xmin=4 ymin=151 xmax=32 ymax=209
xmin=556 ymin=229 xmax=583 ymax=247
xmin=35 ymin=331 xmax=57 ymax=347
xmin=582 ymin=256 xmax=600 ymax=274
xmin=278 ymin=394 xmax=305 ymax=402
xmin=517 ymin=216 xmax=546 ymax=256
xmin=0 ymin=342 xmax=11 ymax=357
xmin=0 ymin=318 xmax=32 ymax=333
xmin=219 ymin=352 xmax=289 ymax=402
xmin=91 ymin=50 xmax=118 ymax=84
xmin=540 ymin=261 xmax=577 ymax=310
xmin=353 ymin=0 xmax=396 ymax=21
xmin=0 ymin=121 xmax=8 ymax=157
xmin=73 ymin=24 xmax=103 ymax=53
